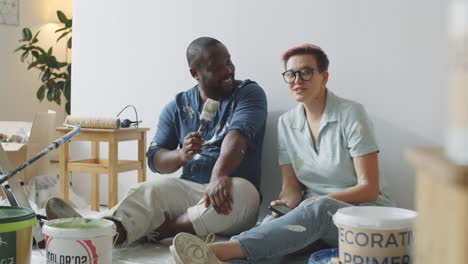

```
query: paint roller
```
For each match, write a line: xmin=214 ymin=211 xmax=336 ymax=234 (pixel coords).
xmin=198 ymin=98 xmax=220 ymax=132
xmin=191 ymin=99 xmax=220 ymax=160
xmin=196 ymin=80 xmax=252 ymax=131
xmin=64 ymin=116 xmax=141 ymax=129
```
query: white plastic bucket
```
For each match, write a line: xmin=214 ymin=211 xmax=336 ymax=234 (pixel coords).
xmin=43 ymin=218 xmax=116 ymax=264
xmin=333 ymin=206 xmax=417 ymax=264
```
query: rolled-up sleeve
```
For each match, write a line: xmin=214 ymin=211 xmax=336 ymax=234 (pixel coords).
xmin=228 ymin=83 xmax=267 ymax=146
xmin=146 ymin=101 xmax=180 ymax=173
xmin=344 ymin=104 xmax=379 ymax=158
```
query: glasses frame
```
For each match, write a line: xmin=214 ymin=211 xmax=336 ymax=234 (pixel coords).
xmin=282 ymin=67 xmax=318 ymax=84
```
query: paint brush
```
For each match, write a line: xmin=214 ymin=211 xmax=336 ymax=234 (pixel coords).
xmin=198 ymin=98 xmax=220 ymax=132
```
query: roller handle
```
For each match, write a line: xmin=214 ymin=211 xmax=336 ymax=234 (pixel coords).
xmin=0 ymin=125 xmax=81 ymax=185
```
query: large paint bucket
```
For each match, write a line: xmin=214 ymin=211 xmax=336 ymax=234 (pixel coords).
xmin=0 ymin=206 xmax=36 ymax=264
xmin=333 ymin=206 xmax=417 ymax=264
xmin=43 ymin=218 xmax=116 ymax=264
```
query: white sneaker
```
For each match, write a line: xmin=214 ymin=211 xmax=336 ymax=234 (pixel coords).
xmin=170 ymin=232 xmax=223 ymax=264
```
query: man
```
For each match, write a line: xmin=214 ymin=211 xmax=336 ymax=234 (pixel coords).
xmin=107 ymin=37 xmax=267 ymax=245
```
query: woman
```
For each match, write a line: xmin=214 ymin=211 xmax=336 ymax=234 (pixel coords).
xmin=169 ymin=44 xmax=394 ymax=264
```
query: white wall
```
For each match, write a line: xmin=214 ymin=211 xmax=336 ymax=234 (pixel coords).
xmin=0 ymin=0 xmax=67 ymax=124
xmin=71 ymin=0 xmax=448 ymax=210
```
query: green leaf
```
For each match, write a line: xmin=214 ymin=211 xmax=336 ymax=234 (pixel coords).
xmin=56 ymin=62 xmax=68 ymax=68
xmin=57 ymin=11 xmax=68 ymax=24
xmin=55 ymin=27 xmax=67 ymax=33
xmin=46 ymin=56 xmax=59 ymax=68
xmin=67 ymin=37 xmax=72 ymax=49
xmin=47 ymin=86 xmax=54 ymax=101
xmin=20 ymin=51 xmax=29 ymax=62
xmin=54 ymin=87 xmax=61 ymax=105
xmin=56 ymin=81 xmax=65 ymax=90
xmin=47 ymin=79 xmax=56 ymax=87
xmin=21 ymin=28 xmax=32 ymax=41
xmin=67 ymin=64 xmax=72 ymax=75
xmin=31 ymin=51 xmax=39 ymax=58
xmin=27 ymin=61 xmax=38 ymax=70
xmin=65 ymin=101 xmax=71 ymax=115
xmin=64 ymin=80 xmax=71 ymax=100
xmin=31 ymin=30 xmax=40 ymax=43
xmin=57 ymin=31 xmax=69 ymax=43
xmin=36 ymin=85 xmax=46 ymax=102
xmin=54 ymin=95 xmax=61 ymax=105
xmin=47 ymin=47 xmax=53 ymax=56
xmin=14 ymin=44 xmax=26 ymax=52
xmin=35 ymin=54 xmax=45 ymax=64
xmin=65 ymin=19 xmax=72 ymax=28
xmin=41 ymin=69 xmax=51 ymax=82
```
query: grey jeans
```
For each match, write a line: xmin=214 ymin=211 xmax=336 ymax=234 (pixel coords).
xmin=228 ymin=197 xmax=354 ymax=264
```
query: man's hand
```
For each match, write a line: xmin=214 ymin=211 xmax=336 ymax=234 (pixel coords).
xmin=204 ymin=175 xmax=233 ymax=215
xmin=179 ymin=132 xmax=203 ymax=163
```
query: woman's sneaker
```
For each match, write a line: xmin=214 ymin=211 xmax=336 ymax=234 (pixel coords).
xmin=169 ymin=232 xmax=223 ymax=264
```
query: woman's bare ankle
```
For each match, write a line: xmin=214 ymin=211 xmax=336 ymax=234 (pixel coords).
xmin=210 ymin=241 xmax=245 ymax=261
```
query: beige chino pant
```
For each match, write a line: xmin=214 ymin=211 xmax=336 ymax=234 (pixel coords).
xmin=105 ymin=175 xmax=260 ymax=246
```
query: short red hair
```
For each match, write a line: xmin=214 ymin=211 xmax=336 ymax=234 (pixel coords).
xmin=281 ymin=44 xmax=329 ymax=72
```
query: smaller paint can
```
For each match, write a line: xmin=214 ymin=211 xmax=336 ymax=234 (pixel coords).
xmin=43 ymin=218 xmax=116 ymax=264
xmin=333 ymin=206 xmax=417 ymax=264
xmin=0 ymin=206 xmax=37 ymax=264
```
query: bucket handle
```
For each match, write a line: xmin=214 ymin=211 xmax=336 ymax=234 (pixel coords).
xmin=113 ymin=230 xmax=119 ymax=247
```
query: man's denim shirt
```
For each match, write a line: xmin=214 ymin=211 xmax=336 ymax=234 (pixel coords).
xmin=146 ymin=80 xmax=267 ymax=189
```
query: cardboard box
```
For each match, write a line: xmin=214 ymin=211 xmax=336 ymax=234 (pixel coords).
xmin=0 ymin=111 xmax=56 ymax=183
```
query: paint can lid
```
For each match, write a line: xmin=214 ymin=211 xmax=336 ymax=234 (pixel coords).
xmin=308 ymin=248 xmax=339 ymax=264
xmin=333 ymin=206 xmax=417 ymax=230
xmin=0 ymin=206 xmax=36 ymax=232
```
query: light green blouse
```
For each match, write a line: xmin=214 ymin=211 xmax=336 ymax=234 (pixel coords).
xmin=277 ymin=90 xmax=394 ymax=206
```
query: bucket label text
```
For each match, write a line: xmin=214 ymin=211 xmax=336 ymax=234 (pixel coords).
xmin=339 ymin=228 xmax=413 ymax=248
xmin=0 ymin=232 xmax=15 ymax=264
xmin=343 ymin=253 xmax=410 ymax=264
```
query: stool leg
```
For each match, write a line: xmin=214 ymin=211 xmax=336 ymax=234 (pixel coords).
xmin=59 ymin=139 xmax=69 ymax=202
xmin=91 ymin=141 xmax=100 ymax=211
xmin=108 ymin=136 xmax=118 ymax=209
xmin=138 ymin=132 xmax=146 ymax=183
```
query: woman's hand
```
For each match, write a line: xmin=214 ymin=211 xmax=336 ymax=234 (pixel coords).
xmin=270 ymin=200 xmax=289 ymax=218
xmin=278 ymin=189 xmax=302 ymax=208
xmin=270 ymin=189 xmax=302 ymax=217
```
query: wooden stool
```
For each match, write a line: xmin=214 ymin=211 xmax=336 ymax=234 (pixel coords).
xmin=406 ymin=147 xmax=468 ymax=264
xmin=57 ymin=127 xmax=149 ymax=211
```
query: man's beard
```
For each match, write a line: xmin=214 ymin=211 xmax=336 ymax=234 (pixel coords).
xmin=202 ymin=75 xmax=235 ymax=100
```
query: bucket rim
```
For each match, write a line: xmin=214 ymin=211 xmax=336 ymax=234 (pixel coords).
xmin=43 ymin=218 xmax=116 ymax=238
xmin=0 ymin=216 xmax=36 ymax=233
xmin=333 ymin=206 xmax=417 ymax=230
xmin=0 ymin=206 xmax=36 ymax=224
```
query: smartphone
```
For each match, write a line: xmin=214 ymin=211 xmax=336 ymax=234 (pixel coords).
xmin=268 ymin=204 xmax=292 ymax=216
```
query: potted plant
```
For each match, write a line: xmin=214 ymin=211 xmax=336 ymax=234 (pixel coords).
xmin=15 ymin=11 xmax=72 ymax=114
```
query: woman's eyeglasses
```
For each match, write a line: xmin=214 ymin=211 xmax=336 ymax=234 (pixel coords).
xmin=282 ymin=67 xmax=318 ymax=84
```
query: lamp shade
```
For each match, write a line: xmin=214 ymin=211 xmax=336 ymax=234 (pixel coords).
xmin=43 ymin=0 xmax=73 ymax=23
